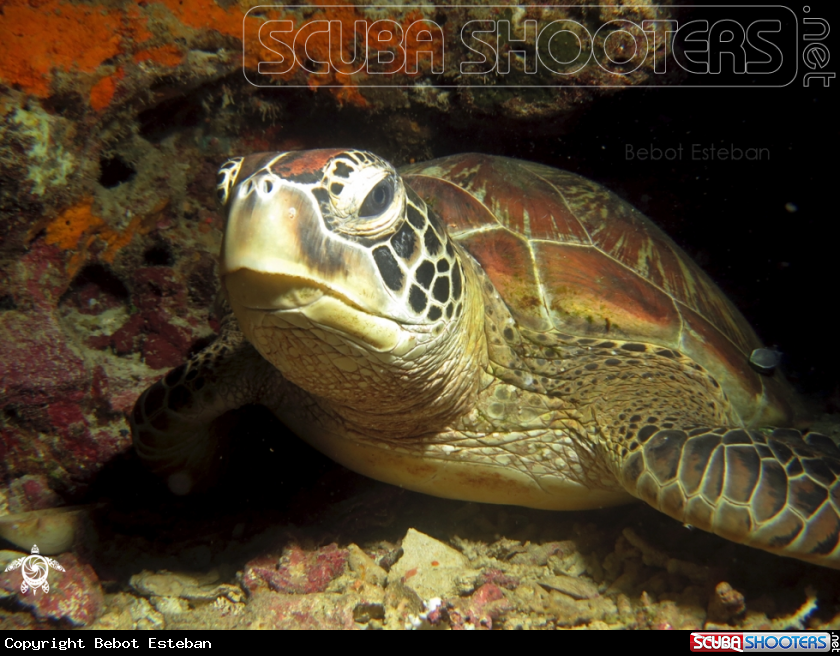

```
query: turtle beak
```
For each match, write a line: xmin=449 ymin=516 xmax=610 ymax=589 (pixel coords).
xmin=220 ymin=183 xmax=326 ymax=310
xmin=219 ymin=174 xmax=395 ymax=316
xmin=219 ymin=175 xmax=405 ymax=353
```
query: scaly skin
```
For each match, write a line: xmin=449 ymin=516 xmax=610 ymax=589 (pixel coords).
xmin=132 ymin=150 xmax=840 ymax=568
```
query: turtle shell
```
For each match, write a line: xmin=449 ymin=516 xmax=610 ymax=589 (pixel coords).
xmin=401 ymin=154 xmax=794 ymax=427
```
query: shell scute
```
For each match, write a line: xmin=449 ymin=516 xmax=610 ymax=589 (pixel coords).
xmin=402 ymin=174 xmax=493 ymax=235
xmin=679 ymin=304 xmax=764 ymax=420
xmin=456 ymin=226 xmax=550 ymax=332
xmin=533 ymin=241 xmax=681 ymax=344
xmin=521 ymin=161 xmax=758 ymax=356
xmin=401 ymin=154 xmax=794 ymax=424
xmin=409 ymin=154 xmax=590 ymax=244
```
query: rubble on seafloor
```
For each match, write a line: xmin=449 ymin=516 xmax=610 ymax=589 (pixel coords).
xmin=1 ymin=478 xmax=839 ymax=629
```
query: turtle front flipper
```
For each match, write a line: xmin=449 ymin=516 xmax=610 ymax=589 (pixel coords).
xmin=131 ymin=316 xmax=276 ymax=494
xmin=617 ymin=426 xmax=840 ymax=569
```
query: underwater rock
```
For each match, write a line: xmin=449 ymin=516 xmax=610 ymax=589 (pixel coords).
xmin=85 ymin=266 xmax=196 ymax=369
xmin=347 ymin=543 xmax=388 ymax=587
xmin=508 ymin=540 xmax=578 ymax=567
xmin=383 ymin=580 xmax=426 ymax=629
xmin=478 ymin=567 xmax=520 ymax=590
xmin=706 ymin=581 xmax=747 ymax=625
xmin=388 ymin=528 xmax=479 ymax=600
xmin=0 ymin=245 xmax=88 ymax=410
xmin=538 ymin=573 xmax=600 ymax=600
xmin=0 ymin=551 xmax=103 ymax=627
xmin=0 ymin=240 xmax=210 ymax=505
xmin=446 ymin=582 xmax=513 ymax=630
xmin=129 ymin=568 xmax=242 ymax=602
xmin=0 ymin=506 xmax=90 ymax=555
xmin=247 ymin=591 xmax=360 ymax=630
xmin=89 ymin=593 xmax=165 ymax=630
xmin=0 ymin=1 xmax=670 ymax=122
xmin=240 ymin=543 xmax=349 ymax=595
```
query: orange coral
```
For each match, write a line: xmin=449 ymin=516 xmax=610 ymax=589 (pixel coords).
xmin=125 ymin=5 xmax=154 ymax=44
xmin=90 ymin=68 xmax=125 ymax=112
xmin=244 ymin=4 xmax=369 ymax=106
xmin=90 ymin=77 xmax=117 ymax=112
xmin=156 ymin=0 xmax=241 ymax=39
xmin=0 ymin=0 xmax=125 ymax=97
xmin=133 ymin=45 xmax=184 ymax=67
xmin=1 ymin=0 xmax=437 ymax=109
xmin=45 ymin=200 xmax=105 ymax=277
xmin=399 ymin=10 xmax=444 ymax=77
xmin=44 ymin=198 xmax=166 ymax=277
xmin=98 ymin=207 xmax=162 ymax=261
xmin=0 ymin=0 xmax=234 ymax=101
xmin=245 ymin=6 xmax=441 ymax=107
xmin=46 ymin=200 xmax=104 ymax=252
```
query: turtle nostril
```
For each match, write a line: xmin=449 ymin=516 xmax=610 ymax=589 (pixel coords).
xmin=263 ymin=179 xmax=274 ymax=194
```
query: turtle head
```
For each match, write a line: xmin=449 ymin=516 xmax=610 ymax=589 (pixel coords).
xmin=217 ymin=149 xmax=483 ymax=429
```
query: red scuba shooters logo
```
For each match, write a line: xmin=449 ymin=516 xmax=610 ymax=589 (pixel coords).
xmin=692 ymin=634 xmax=744 ymax=653
xmin=690 ymin=632 xmax=833 ymax=653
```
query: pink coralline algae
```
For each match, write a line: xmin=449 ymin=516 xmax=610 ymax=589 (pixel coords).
xmin=445 ymin=583 xmax=512 ymax=630
xmin=1 ymin=553 xmax=104 ymax=627
xmin=86 ymin=266 xmax=194 ymax=370
xmin=479 ymin=568 xmax=520 ymax=590
xmin=7 ymin=475 xmax=63 ymax=513
xmin=0 ymin=240 xmax=197 ymax=501
xmin=241 ymin=544 xmax=349 ymax=595
xmin=1 ymin=243 xmax=88 ymax=409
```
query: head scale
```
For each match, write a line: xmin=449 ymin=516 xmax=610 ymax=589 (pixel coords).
xmin=217 ymin=150 xmax=465 ymax=342
xmin=216 ymin=149 xmax=482 ymax=427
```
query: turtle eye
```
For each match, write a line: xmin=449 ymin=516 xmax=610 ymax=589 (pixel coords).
xmin=359 ymin=178 xmax=394 ymax=218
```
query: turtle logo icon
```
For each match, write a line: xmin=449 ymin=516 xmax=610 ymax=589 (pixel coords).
xmin=4 ymin=545 xmax=65 ymax=594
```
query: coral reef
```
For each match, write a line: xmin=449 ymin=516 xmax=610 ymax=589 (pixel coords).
xmin=0 ymin=550 xmax=103 ymax=626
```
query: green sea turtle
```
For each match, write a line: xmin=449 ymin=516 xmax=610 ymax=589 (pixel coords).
xmin=131 ymin=150 xmax=840 ymax=569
